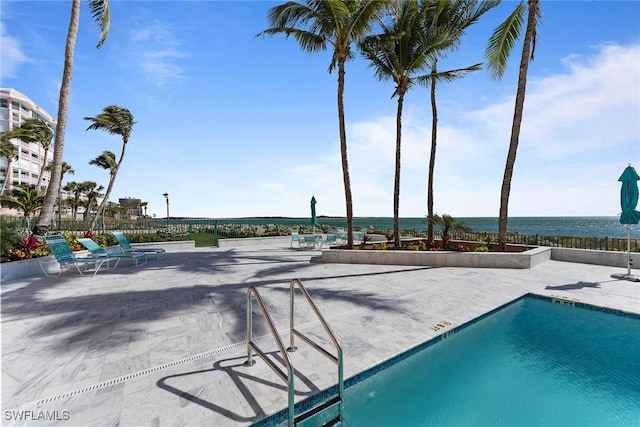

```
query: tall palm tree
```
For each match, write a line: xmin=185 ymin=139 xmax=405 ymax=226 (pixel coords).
xmin=11 ymin=118 xmax=54 ymax=192
xmin=0 ymin=132 xmax=19 ymax=196
xmin=359 ymin=0 xmax=450 ymax=249
xmin=45 ymin=161 xmax=74 ymax=221
xmin=419 ymin=0 xmax=498 ymax=248
xmin=85 ymin=106 xmax=135 ymax=230
xmin=259 ymin=0 xmax=388 ymax=249
xmin=0 ymin=185 xmax=45 ymax=229
xmin=485 ymin=0 xmax=540 ymax=251
xmin=34 ymin=0 xmax=111 ymax=235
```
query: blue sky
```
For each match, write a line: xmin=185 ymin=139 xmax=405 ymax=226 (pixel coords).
xmin=1 ymin=1 xmax=639 ymax=219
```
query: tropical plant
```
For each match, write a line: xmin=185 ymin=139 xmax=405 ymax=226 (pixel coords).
xmin=79 ymin=181 xmax=104 ymax=221
xmin=0 ymin=132 xmax=19 ymax=196
xmin=259 ymin=0 xmax=388 ymax=249
xmin=359 ymin=0 xmax=451 ymax=249
xmin=0 ymin=185 xmax=45 ymax=230
xmin=34 ymin=0 xmax=111 ymax=235
xmin=9 ymin=118 xmax=54 ymax=192
xmin=428 ymin=213 xmax=471 ymax=249
xmin=63 ymin=181 xmax=83 ymax=219
xmin=0 ymin=219 xmax=20 ymax=257
xmin=420 ymin=0 xmax=499 ymax=248
xmin=485 ymin=0 xmax=540 ymax=250
xmin=84 ymin=106 xmax=135 ymax=230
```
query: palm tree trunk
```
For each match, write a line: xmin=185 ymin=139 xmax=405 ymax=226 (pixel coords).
xmin=90 ymin=139 xmax=128 ymax=230
xmin=0 ymin=159 xmax=11 ymax=195
xmin=394 ymin=91 xmax=405 ymax=250
xmin=33 ymin=0 xmax=80 ymax=235
xmin=35 ymin=147 xmax=49 ymax=192
xmin=337 ymin=58 xmax=354 ymax=249
xmin=498 ymin=0 xmax=538 ymax=251
xmin=427 ymin=62 xmax=438 ymax=248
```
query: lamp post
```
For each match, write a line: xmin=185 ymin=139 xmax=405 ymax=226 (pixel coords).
xmin=162 ymin=193 xmax=169 ymax=227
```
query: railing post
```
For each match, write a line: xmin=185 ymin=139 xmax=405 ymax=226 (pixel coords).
xmin=243 ymin=291 xmax=255 ymax=367
xmin=287 ymin=281 xmax=297 ymax=352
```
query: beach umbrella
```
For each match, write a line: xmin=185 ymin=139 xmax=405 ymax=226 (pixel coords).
xmin=311 ymin=196 xmax=318 ymax=234
xmin=618 ymin=164 xmax=640 ymax=277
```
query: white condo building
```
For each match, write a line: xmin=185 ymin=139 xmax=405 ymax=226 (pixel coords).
xmin=0 ymin=88 xmax=56 ymax=197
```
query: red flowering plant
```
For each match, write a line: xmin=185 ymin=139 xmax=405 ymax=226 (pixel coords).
xmin=10 ymin=234 xmax=50 ymax=260
xmin=84 ymin=230 xmax=94 ymax=238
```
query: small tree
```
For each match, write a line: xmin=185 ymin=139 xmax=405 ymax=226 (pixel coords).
xmin=428 ymin=213 xmax=471 ymax=249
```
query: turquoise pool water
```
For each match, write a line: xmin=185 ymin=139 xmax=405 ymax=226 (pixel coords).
xmin=257 ymin=296 xmax=640 ymax=426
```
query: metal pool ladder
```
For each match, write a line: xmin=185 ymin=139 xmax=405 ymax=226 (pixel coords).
xmin=243 ymin=279 xmax=344 ymax=427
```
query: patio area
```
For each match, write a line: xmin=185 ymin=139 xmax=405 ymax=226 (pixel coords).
xmin=1 ymin=243 xmax=639 ymax=426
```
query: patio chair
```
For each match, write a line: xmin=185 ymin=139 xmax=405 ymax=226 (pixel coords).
xmin=77 ymin=238 xmax=148 ymax=267
xmin=112 ymin=231 xmax=166 ymax=259
xmin=324 ymin=233 xmax=337 ymax=247
xmin=290 ymin=231 xmax=302 ymax=248
xmin=42 ymin=235 xmax=116 ymax=276
xmin=303 ymin=234 xmax=318 ymax=250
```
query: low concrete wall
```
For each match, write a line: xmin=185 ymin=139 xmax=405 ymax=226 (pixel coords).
xmin=550 ymin=247 xmax=638 ymax=269
xmin=321 ymin=246 xmax=551 ymax=269
xmin=218 ymin=236 xmax=291 ymax=248
xmin=1 ymin=241 xmax=196 ymax=283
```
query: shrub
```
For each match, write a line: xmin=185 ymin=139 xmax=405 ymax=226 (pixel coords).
xmin=475 ymin=242 xmax=489 ymax=252
xmin=373 ymin=242 xmax=387 ymax=250
xmin=0 ymin=221 xmax=20 ymax=257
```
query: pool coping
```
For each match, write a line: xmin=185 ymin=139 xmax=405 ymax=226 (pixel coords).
xmin=251 ymin=293 xmax=640 ymax=426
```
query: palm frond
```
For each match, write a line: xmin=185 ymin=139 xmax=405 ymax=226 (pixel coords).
xmin=88 ymin=0 xmax=111 ymax=49
xmin=485 ymin=2 xmax=525 ymax=80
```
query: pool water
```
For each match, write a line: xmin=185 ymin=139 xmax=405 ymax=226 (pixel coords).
xmin=262 ymin=296 xmax=640 ymax=427
xmin=335 ymin=297 xmax=640 ymax=426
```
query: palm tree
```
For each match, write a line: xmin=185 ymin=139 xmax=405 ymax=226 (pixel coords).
xmin=359 ymin=0 xmax=450 ymax=249
xmin=485 ymin=0 xmax=540 ymax=251
xmin=85 ymin=106 xmax=135 ymax=230
xmin=45 ymin=161 xmax=74 ymax=221
xmin=259 ymin=0 xmax=388 ymax=249
xmin=34 ymin=0 xmax=111 ymax=235
xmin=63 ymin=181 xmax=83 ymax=219
xmin=419 ymin=0 xmax=498 ymax=248
xmin=141 ymin=201 xmax=148 ymax=217
xmin=0 ymin=185 xmax=45 ymax=230
xmin=429 ymin=213 xmax=471 ymax=249
xmin=0 ymin=132 xmax=18 ymax=196
xmin=80 ymin=181 xmax=104 ymax=221
xmin=10 ymin=118 xmax=54 ymax=192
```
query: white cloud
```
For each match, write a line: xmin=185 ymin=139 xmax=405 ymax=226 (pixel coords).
xmin=125 ymin=22 xmax=188 ymax=87
xmin=0 ymin=22 xmax=28 ymax=79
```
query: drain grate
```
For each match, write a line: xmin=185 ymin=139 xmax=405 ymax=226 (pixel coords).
xmin=429 ymin=320 xmax=452 ymax=332
xmin=19 ymin=337 xmax=270 ymax=410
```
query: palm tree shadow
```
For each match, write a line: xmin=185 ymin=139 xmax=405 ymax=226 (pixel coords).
xmin=545 ymin=281 xmax=601 ymax=291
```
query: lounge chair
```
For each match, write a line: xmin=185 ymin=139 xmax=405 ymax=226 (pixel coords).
xmin=324 ymin=233 xmax=337 ymax=247
xmin=77 ymin=238 xmax=147 ymax=267
xmin=112 ymin=231 xmax=166 ymax=259
xmin=42 ymin=235 xmax=116 ymax=276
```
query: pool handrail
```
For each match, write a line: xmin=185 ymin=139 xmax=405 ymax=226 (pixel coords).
xmin=243 ymin=286 xmax=295 ymax=427
xmin=288 ymin=278 xmax=344 ymax=424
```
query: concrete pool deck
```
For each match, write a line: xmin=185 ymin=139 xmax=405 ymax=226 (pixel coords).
xmin=1 ymin=244 xmax=639 ymax=426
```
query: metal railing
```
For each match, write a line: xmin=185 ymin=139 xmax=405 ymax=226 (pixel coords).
xmin=243 ymin=280 xmax=344 ymax=426
xmin=2 ymin=215 xmax=638 ymax=252
xmin=287 ymin=279 xmax=343 ymax=425
xmin=243 ymin=286 xmax=295 ymax=427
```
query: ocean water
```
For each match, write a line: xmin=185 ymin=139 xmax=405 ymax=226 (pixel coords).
xmin=213 ymin=216 xmax=637 ymax=239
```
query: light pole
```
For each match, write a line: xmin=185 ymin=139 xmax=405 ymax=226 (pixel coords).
xmin=162 ymin=193 xmax=169 ymax=227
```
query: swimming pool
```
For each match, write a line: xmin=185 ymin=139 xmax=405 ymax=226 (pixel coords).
xmin=255 ymin=295 xmax=640 ymax=426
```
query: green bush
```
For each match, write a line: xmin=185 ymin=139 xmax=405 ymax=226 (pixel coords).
xmin=0 ymin=221 xmax=20 ymax=257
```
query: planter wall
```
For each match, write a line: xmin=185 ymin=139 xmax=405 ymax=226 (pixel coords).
xmin=1 ymin=241 xmax=196 ymax=283
xmin=321 ymin=246 xmax=551 ymax=269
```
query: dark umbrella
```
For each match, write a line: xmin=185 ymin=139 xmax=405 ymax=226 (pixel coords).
xmin=311 ymin=196 xmax=318 ymax=233
xmin=618 ymin=164 xmax=640 ymax=277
